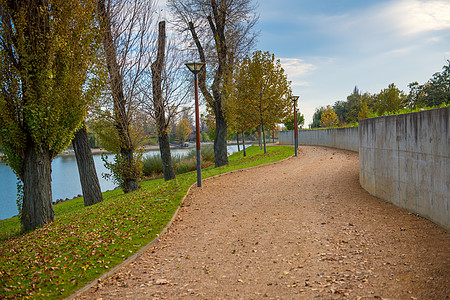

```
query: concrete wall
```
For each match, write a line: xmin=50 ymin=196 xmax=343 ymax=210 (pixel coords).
xmin=279 ymin=108 xmax=449 ymax=230
xmin=279 ymin=127 xmax=359 ymax=152
xmin=359 ymin=107 xmax=449 ymax=230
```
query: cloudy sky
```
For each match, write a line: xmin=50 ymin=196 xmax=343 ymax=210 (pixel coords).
xmin=255 ymin=0 xmax=450 ymax=125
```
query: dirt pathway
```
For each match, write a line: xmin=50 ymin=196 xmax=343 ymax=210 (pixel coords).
xmin=75 ymin=146 xmax=449 ymax=299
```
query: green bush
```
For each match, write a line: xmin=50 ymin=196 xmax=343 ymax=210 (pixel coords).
xmin=142 ymin=154 xmax=163 ymax=176
xmin=201 ymin=144 xmax=215 ymax=162
xmin=143 ymin=144 xmax=216 ymax=177
xmin=185 ymin=144 xmax=215 ymax=162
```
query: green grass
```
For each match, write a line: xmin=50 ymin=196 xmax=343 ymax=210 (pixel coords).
xmin=0 ymin=145 xmax=292 ymax=299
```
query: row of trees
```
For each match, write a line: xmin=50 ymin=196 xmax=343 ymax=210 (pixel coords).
xmin=311 ymin=61 xmax=450 ymax=128
xmin=1 ymin=0 xmax=294 ymax=232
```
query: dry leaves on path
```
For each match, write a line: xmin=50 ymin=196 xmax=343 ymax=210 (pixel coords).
xmin=75 ymin=146 xmax=449 ymax=299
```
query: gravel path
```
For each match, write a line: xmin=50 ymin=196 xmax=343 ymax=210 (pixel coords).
xmin=75 ymin=146 xmax=449 ymax=299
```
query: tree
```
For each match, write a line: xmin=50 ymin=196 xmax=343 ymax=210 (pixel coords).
xmin=168 ymin=0 xmax=258 ymax=167
xmin=95 ymin=0 xmax=156 ymax=192
xmin=407 ymin=60 xmax=450 ymax=108
xmin=201 ymin=131 xmax=210 ymax=142
xmin=234 ymin=50 xmax=292 ymax=153
xmin=375 ymin=83 xmax=406 ymax=115
xmin=283 ymin=112 xmax=305 ymax=131
xmin=0 ymin=0 xmax=101 ymax=231
xmin=72 ymin=124 xmax=103 ymax=206
xmin=320 ymin=106 xmax=339 ymax=127
xmin=357 ymin=101 xmax=372 ymax=120
xmin=150 ymin=21 xmax=175 ymax=181
xmin=311 ymin=106 xmax=326 ymax=128
xmin=137 ymin=17 xmax=191 ymax=182
xmin=176 ymin=119 xmax=192 ymax=144
xmin=332 ymin=100 xmax=349 ymax=125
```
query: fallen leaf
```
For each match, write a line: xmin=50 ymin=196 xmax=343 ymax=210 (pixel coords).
xmin=155 ymin=279 xmax=169 ymax=285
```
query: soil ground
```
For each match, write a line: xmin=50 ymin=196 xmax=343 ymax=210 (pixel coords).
xmin=74 ymin=146 xmax=449 ymax=299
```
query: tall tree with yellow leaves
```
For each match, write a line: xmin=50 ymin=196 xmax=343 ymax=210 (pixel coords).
xmin=176 ymin=119 xmax=192 ymax=144
xmin=320 ymin=105 xmax=339 ymax=127
xmin=234 ymin=50 xmax=292 ymax=153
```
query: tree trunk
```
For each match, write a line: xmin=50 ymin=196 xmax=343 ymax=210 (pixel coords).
xmin=159 ymin=133 xmax=176 ymax=181
xmin=236 ymin=132 xmax=240 ymax=152
xmin=214 ymin=108 xmax=228 ymax=167
xmin=120 ymin=148 xmax=139 ymax=193
xmin=188 ymin=13 xmax=229 ymax=168
xmin=242 ymin=129 xmax=246 ymax=157
xmin=72 ymin=126 xmax=103 ymax=206
xmin=21 ymin=142 xmax=54 ymax=232
xmin=262 ymin=122 xmax=267 ymax=154
xmin=259 ymin=125 xmax=262 ymax=149
xmin=152 ymin=21 xmax=175 ymax=181
xmin=97 ymin=0 xmax=138 ymax=193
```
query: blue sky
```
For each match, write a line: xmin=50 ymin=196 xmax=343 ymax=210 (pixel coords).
xmin=255 ymin=0 xmax=450 ymax=124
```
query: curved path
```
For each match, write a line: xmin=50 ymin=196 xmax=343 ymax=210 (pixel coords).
xmin=75 ymin=146 xmax=449 ymax=299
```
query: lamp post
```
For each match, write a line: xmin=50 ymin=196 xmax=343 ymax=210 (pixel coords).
xmin=291 ymin=96 xmax=299 ymax=157
xmin=185 ymin=62 xmax=205 ymax=187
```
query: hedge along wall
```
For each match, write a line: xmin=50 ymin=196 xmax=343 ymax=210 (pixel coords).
xmin=278 ymin=127 xmax=359 ymax=152
xmin=359 ymin=107 xmax=449 ymax=230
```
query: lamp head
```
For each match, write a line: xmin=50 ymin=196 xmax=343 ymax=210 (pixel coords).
xmin=185 ymin=62 xmax=205 ymax=74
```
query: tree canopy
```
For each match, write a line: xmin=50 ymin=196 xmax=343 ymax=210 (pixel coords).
xmin=407 ymin=60 xmax=450 ymax=108
xmin=320 ymin=106 xmax=339 ymax=127
xmin=233 ymin=50 xmax=291 ymax=152
xmin=283 ymin=112 xmax=305 ymax=131
xmin=0 ymin=0 xmax=102 ymax=231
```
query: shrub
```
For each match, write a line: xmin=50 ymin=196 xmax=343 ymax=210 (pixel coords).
xmin=142 ymin=155 xmax=163 ymax=176
xmin=142 ymin=144 xmax=216 ymax=177
xmin=142 ymin=153 xmax=188 ymax=177
xmin=201 ymin=144 xmax=215 ymax=162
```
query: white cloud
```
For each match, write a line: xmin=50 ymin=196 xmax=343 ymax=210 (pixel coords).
xmin=314 ymin=0 xmax=450 ymax=53
xmin=279 ymin=58 xmax=316 ymax=87
xmin=379 ymin=46 xmax=416 ymax=57
xmin=383 ymin=0 xmax=450 ymax=36
xmin=280 ymin=58 xmax=316 ymax=76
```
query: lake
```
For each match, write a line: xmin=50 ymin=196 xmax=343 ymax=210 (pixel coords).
xmin=0 ymin=144 xmax=241 ymax=220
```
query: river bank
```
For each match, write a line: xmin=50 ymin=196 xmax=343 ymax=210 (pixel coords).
xmin=0 ymin=144 xmax=243 ymax=221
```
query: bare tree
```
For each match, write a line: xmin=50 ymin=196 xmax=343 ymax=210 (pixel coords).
xmin=138 ymin=17 xmax=192 ymax=181
xmin=95 ymin=0 xmax=156 ymax=192
xmin=150 ymin=21 xmax=175 ymax=181
xmin=168 ymin=0 xmax=259 ymax=167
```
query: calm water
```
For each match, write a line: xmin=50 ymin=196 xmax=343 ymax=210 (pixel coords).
xmin=0 ymin=145 xmax=240 ymax=220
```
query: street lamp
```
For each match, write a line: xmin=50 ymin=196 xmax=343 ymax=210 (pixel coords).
xmin=291 ymin=96 xmax=299 ymax=157
xmin=185 ymin=62 xmax=205 ymax=187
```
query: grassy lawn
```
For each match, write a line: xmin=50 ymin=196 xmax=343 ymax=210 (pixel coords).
xmin=0 ymin=145 xmax=293 ymax=299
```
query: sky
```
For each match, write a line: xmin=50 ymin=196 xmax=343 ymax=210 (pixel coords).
xmin=254 ymin=0 xmax=450 ymax=125
xmin=160 ymin=0 xmax=450 ymax=126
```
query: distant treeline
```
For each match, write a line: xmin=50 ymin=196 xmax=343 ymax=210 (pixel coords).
xmin=311 ymin=60 xmax=450 ymax=128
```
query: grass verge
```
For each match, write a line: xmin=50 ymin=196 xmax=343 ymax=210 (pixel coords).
xmin=0 ymin=145 xmax=293 ymax=299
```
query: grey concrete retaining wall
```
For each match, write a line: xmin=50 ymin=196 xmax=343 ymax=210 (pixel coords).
xmin=278 ymin=108 xmax=449 ymax=230
xmin=279 ymin=127 xmax=359 ymax=152
xmin=359 ymin=107 xmax=449 ymax=230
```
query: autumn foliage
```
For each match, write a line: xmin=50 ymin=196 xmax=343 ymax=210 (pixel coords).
xmin=320 ymin=106 xmax=339 ymax=127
